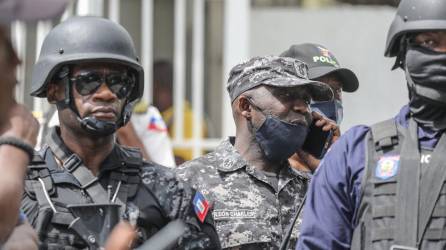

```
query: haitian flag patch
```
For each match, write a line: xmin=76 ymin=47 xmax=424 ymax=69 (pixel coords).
xmin=147 ymin=116 xmax=167 ymax=132
xmin=375 ymin=155 xmax=400 ymax=180
xmin=193 ymin=192 xmax=210 ymax=223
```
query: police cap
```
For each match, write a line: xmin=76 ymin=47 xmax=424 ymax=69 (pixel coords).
xmin=281 ymin=43 xmax=359 ymax=93
xmin=226 ymin=55 xmax=333 ymax=102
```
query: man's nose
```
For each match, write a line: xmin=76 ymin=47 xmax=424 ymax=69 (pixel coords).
xmin=92 ymin=82 xmax=117 ymax=101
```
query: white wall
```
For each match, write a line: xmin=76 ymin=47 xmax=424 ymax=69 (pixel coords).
xmin=250 ymin=6 xmax=408 ymax=131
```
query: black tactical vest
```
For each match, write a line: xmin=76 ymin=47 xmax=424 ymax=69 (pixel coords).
xmin=24 ymin=146 xmax=142 ymax=249
xmin=351 ymin=119 xmax=446 ymax=250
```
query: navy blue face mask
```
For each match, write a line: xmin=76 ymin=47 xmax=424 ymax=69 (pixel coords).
xmin=248 ymin=100 xmax=310 ymax=163
xmin=310 ymin=100 xmax=343 ymax=125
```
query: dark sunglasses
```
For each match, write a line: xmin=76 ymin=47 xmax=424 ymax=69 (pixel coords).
xmin=70 ymin=71 xmax=136 ymax=99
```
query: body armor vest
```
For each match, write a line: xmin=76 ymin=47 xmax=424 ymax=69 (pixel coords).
xmin=24 ymin=146 xmax=142 ymax=249
xmin=351 ymin=119 xmax=446 ymax=250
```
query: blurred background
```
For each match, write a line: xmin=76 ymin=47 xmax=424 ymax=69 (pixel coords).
xmin=9 ymin=0 xmax=406 ymax=160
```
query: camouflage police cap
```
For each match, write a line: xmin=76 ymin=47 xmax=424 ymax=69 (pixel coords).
xmin=226 ymin=56 xmax=334 ymax=102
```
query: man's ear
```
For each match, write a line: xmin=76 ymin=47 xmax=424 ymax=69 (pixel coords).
xmin=237 ymin=96 xmax=252 ymax=120
xmin=46 ymin=82 xmax=65 ymax=103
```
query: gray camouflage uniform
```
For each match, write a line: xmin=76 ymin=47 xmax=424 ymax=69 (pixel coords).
xmin=176 ymin=137 xmax=309 ymax=249
xmin=176 ymin=55 xmax=333 ymax=250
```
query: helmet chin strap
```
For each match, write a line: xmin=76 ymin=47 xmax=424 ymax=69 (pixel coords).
xmin=77 ymin=116 xmax=117 ymax=136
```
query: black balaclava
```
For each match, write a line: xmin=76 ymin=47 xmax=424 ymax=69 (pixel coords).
xmin=405 ymin=43 xmax=446 ymax=130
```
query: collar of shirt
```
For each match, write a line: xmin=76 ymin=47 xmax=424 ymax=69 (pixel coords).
xmin=46 ymin=126 xmax=129 ymax=175
xmin=212 ymin=137 xmax=248 ymax=173
xmin=213 ymin=137 xmax=308 ymax=191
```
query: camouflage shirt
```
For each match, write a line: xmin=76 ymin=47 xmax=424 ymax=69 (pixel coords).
xmin=21 ymin=127 xmax=221 ymax=249
xmin=176 ymin=138 xmax=309 ymax=249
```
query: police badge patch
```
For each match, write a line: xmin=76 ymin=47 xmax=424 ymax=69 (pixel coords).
xmin=375 ymin=155 xmax=400 ymax=180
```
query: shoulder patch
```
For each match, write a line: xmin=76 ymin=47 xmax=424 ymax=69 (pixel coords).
xmin=375 ymin=155 xmax=400 ymax=180
xmin=193 ymin=191 xmax=210 ymax=223
xmin=147 ymin=115 xmax=167 ymax=132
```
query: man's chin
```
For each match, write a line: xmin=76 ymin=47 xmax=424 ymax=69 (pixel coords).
xmin=91 ymin=114 xmax=118 ymax=122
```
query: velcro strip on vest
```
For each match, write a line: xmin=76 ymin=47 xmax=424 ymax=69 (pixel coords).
xmin=373 ymin=205 xmax=395 ymax=218
xmin=424 ymin=228 xmax=446 ymax=240
xmin=431 ymin=206 xmax=446 ymax=218
xmin=372 ymin=228 xmax=394 ymax=241
xmin=373 ymin=182 xmax=397 ymax=196
xmin=371 ymin=119 xmax=399 ymax=150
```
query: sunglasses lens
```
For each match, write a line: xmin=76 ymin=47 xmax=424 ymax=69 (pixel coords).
xmin=74 ymin=73 xmax=102 ymax=95
xmin=107 ymin=74 xmax=135 ymax=99
xmin=72 ymin=72 xmax=135 ymax=98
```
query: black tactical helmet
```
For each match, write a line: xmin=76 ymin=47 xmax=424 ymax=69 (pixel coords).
xmin=385 ymin=0 xmax=446 ymax=58
xmin=31 ymin=16 xmax=144 ymax=135
xmin=31 ymin=16 xmax=143 ymax=101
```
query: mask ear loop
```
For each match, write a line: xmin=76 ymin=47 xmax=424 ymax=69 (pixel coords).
xmin=243 ymin=96 xmax=265 ymax=134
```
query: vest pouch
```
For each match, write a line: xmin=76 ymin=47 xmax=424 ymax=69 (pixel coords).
xmin=372 ymin=178 xmax=397 ymax=197
xmin=369 ymin=178 xmax=397 ymax=246
xmin=67 ymin=203 xmax=121 ymax=249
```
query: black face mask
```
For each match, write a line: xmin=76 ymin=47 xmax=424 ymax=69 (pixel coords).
xmin=405 ymin=45 xmax=446 ymax=130
xmin=406 ymin=45 xmax=446 ymax=105
xmin=408 ymin=95 xmax=446 ymax=130
xmin=249 ymin=101 xmax=310 ymax=163
xmin=310 ymin=100 xmax=343 ymax=125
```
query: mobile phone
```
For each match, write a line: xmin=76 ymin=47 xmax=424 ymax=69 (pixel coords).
xmin=302 ymin=121 xmax=333 ymax=159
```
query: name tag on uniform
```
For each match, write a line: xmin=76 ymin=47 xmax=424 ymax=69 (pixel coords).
xmin=375 ymin=155 xmax=400 ymax=180
xmin=213 ymin=209 xmax=256 ymax=220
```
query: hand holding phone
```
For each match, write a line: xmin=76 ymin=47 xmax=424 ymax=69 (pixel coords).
xmin=301 ymin=112 xmax=340 ymax=159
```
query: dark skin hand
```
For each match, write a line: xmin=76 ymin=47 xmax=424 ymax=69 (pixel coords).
xmin=289 ymin=111 xmax=340 ymax=173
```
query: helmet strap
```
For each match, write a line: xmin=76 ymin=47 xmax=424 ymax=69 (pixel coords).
xmin=392 ymin=34 xmax=409 ymax=70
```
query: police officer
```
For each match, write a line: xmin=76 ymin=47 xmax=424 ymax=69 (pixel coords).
xmin=21 ymin=16 xmax=220 ymax=249
xmin=281 ymin=43 xmax=358 ymax=124
xmin=297 ymin=0 xmax=446 ymax=249
xmin=0 ymin=0 xmax=67 ymax=248
xmin=280 ymin=43 xmax=359 ymax=172
xmin=176 ymin=56 xmax=335 ymax=249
